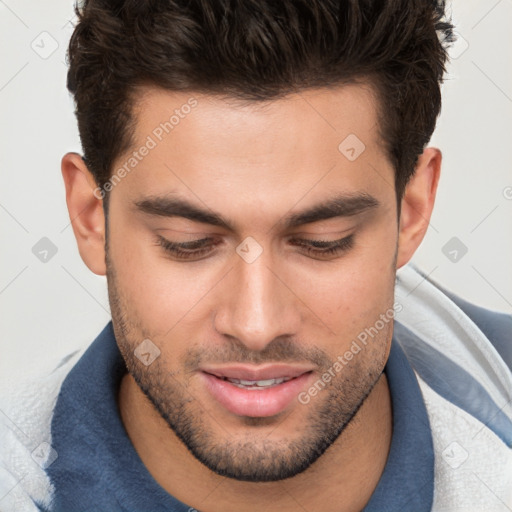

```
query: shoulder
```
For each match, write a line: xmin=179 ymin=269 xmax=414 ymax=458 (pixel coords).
xmin=393 ymin=263 xmax=512 ymax=444
xmin=430 ymin=278 xmax=512 ymax=371
xmin=395 ymin=263 xmax=512 ymax=377
xmin=393 ymin=264 xmax=512 ymax=509
xmin=0 ymin=349 xmax=83 ymax=511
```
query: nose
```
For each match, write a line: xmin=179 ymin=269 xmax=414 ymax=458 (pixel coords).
xmin=213 ymin=247 xmax=301 ymax=352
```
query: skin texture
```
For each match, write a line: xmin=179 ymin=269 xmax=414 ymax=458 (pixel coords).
xmin=62 ymin=83 xmax=441 ymax=512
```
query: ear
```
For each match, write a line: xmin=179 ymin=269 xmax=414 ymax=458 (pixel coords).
xmin=396 ymin=147 xmax=441 ymax=269
xmin=61 ymin=152 xmax=107 ymax=275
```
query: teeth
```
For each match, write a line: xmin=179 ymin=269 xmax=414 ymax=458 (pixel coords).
xmin=224 ymin=377 xmax=292 ymax=388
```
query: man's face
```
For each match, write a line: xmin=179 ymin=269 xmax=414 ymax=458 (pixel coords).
xmin=106 ymin=84 xmax=398 ymax=481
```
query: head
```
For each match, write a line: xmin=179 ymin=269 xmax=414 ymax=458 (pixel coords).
xmin=62 ymin=0 xmax=453 ymax=482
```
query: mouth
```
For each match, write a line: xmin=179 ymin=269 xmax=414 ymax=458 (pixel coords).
xmin=199 ymin=363 xmax=314 ymax=382
xmin=198 ymin=364 xmax=315 ymax=417
xmin=212 ymin=375 xmax=296 ymax=390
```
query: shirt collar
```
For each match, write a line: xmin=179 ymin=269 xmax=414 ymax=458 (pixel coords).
xmin=363 ymin=332 xmax=434 ymax=511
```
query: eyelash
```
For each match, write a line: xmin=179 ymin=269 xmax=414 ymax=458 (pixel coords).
xmin=156 ymin=234 xmax=354 ymax=261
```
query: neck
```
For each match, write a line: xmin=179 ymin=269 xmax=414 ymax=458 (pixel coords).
xmin=118 ymin=371 xmax=392 ymax=512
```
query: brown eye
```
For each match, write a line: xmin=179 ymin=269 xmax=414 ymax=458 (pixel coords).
xmin=157 ymin=236 xmax=218 ymax=261
xmin=156 ymin=234 xmax=355 ymax=262
xmin=289 ymin=234 xmax=354 ymax=259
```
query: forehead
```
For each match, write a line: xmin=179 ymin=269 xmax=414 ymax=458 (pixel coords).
xmin=110 ymin=83 xmax=393 ymax=224
xmin=131 ymin=82 xmax=381 ymax=145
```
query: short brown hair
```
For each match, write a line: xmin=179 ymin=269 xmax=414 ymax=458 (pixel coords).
xmin=67 ymin=0 xmax=454 ymax=205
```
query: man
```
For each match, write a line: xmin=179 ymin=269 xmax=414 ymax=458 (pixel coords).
xmin=1 ymin=0 xmax=511 ymax=511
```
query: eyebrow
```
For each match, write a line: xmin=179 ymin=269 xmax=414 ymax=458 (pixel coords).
xmin=134 ymin=192 xmax=380 ymax=232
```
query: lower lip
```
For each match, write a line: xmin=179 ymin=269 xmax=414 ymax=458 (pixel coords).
xmin=200 ymin=372 xmax=313 ymax=418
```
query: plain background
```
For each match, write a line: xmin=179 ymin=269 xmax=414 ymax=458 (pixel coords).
xmin=1 ymin=0 xmax=511 ymax=382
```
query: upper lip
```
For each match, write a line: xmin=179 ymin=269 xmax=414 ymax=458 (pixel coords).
xmin=199 ymin=364 xmax=314 ymax=381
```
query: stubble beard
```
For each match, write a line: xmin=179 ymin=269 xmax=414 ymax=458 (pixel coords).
xmin=106 ymin=247 xmax=389 ymax=482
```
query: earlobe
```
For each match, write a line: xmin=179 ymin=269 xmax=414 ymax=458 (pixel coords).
xmin=61 ymin=152 xmax=107 ymax=276
xmin=396 ymin=147 xmax=441 ymax=269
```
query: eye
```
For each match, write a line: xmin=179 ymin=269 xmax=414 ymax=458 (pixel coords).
xmin=289 ymin=234 xmax=354 ymax=259
xmin=156 ymin=233 xmax=355 ymax=262
xmin=157 ymin=235 xmax=219 ymax=261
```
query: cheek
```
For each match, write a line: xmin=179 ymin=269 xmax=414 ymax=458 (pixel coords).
xmin=297 ymin=235 xmax=396 ymax=316
xmin=287 ymin=231 xmax=396 ymax=354
xmin=108 ymin=223 xmax=218 ymax=335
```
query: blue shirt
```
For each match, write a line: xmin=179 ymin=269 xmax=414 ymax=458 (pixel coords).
xmin=45 ymin=322 xmax=434 ymax=511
